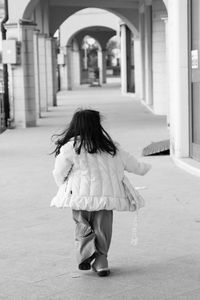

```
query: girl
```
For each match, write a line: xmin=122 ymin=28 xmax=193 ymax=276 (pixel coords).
xmin=51 ymin=109 xmax=151 ymax=277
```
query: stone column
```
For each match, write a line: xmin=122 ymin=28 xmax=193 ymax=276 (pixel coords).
xmin=66 ymin=40 xmax=81 ymax=90
xmin=60 ymin=62 xmax=68 ymax=90
xmin=66 ymin=45 xmax=73 ymax=90
xmin=97 ymin=49 xmax=103 ymax=86
xmin=52 ymin=38 xmax=57 ymax=106
xmin=46 ymin=37 xmax=55 ymax=107
xmin=120 ymin=23 xmax=127 ymax=93
xmin=33 ymin=29 xmax=41 ymax=118
xmin=134 ymin=37 xmax=142 ymax=99
xmin=168 ymin=0 xmax=189 ymax=158
xmin=163 ymin=17 xmax=169 ymax=124
xmin=102 ymin=49 xmax=107 ymax=84
xmin=58 ymin=47 xmax=67 ymax=91
xmin=139 ymin=9 xmax=146 ymax=100
xmin=144 ymin=3 xmax=153 ymax=106
xmin=5 ymin=21 xmax=37 ymax=128
xmin=152 ymin=0 xmax=168 ymax=115
xmin=72 ymin=41 xmax=81 ymax=87
xmin=38 ymin=34 xmax=48 ymax=111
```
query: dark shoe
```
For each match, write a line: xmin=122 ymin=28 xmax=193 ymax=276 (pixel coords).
xmin=78 ymin=254 xmax=95 ymax=271
xmin=79 ymin=261 xmax=91 ymax=270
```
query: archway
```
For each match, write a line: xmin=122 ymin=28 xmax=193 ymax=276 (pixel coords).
xmin=63 ymin=26 xmax=117 ymax=89
xmin=22 ymin=1 xmax=139 ymax=37
xmin=162 ymin=0 xmax=168 ymax=10
xmin=5 ymin=0 xmax=140 ymax=127
xmin=26 ymin=3 xmax=139 ymax=96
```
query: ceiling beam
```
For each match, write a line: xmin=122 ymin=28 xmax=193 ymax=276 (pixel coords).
xmin=49 ymin=0 xmax=139 ymax=9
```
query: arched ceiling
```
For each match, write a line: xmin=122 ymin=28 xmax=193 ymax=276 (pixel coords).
xmin=49 ymin=7 xmax=139 ymax=36
xmin=22 ymin=0 xmax=139 ymax=36
xmin=68 ymin=26 xmax=116 ymax=49
xmin=59 ymin=8 xmax=120 ymax=47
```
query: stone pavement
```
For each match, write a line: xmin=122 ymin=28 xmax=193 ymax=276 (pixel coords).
xmin=0 ymin=80 xmax=200 ymax=300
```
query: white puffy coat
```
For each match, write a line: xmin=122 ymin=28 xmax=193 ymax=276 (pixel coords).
xmin=51 ymin=141 xmax=151 ymax=211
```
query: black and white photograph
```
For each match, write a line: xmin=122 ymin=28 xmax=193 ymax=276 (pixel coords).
xmin=0 ymin=0 xmax=200 ymax=299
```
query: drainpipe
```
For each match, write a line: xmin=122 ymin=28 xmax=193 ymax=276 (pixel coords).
xmin=1 ymin=0 xmax=10 ymax=127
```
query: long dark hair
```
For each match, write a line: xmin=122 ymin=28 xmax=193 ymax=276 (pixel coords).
xmin=52 ymin=109 xmax=118 ymax=156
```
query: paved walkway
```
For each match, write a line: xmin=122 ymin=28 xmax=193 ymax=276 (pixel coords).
xmin=1 ymin=81 xmax=200 ymax=299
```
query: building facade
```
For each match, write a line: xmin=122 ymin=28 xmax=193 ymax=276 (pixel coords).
xmin=1 ymin=0 xmax=200 ymax=176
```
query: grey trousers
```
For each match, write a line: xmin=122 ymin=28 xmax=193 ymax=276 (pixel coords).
xmin=72 ymin=210 xmax=113 ymax=264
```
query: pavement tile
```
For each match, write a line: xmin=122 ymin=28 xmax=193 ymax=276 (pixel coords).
xmin=31 ymin=272 xmax=139 ymax=299
xmin=38 ymin=291 xmax=98 ymax=300
xmin=1 ymin=84 xmax=200 ymax=299
xmin=0 ymin=279 xmax=65 ymax=300
xmin=0 ymin=255 xmax=76 ymax=283
xmin=0 ymin=296 xmax=13 ymax=300
xmin=106 ymin=282 xmax=200 ymax=300
xmin=167 ymin=288 xmax=200 ymax=300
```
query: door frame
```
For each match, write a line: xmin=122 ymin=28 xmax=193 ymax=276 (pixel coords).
xmin=188 ymin=0 xmax=200 ymax=161
xmin=188 ymin=0 xmax=192 ymax=158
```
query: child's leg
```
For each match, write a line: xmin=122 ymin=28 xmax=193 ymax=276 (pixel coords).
xmin=92 ymin=210 xmax=113 ymax=257
xmin=72 ymin=210 xmax=96 ymax=267
xmin=92 ymin=210 xmax=113 ymax=276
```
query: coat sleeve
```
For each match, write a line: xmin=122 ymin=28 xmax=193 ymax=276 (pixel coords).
xmin=52 ymin=143 xmax=74 ymax=187
xmin=119 ymin=148 xmax=151 ymax=175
